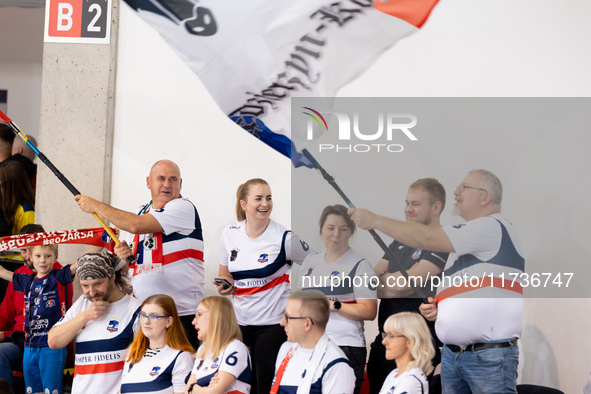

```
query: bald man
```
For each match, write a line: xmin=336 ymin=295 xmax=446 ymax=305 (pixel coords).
xmin=75 ymin=159 xmax=204 ymax=348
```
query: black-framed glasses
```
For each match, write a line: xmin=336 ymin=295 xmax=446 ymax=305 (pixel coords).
xmin=284 ymin=313 xmax=315 ymax=325
xmin=138 ymin=312 xmax=171 ymax=322
xmin=381 ymin=332 xmax=405 ymax=340
xmin=456 ymin=184 xmax=488 ymax=193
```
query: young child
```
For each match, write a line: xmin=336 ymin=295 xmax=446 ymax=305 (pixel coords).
xmin=0 ymin=243 xmax=77 ymax=394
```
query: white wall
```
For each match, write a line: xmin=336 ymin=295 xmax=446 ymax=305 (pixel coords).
xmin=0 ymin=6 xmax=44 ymax=137
xmin=0 ymin=63 xmax=42 ymax=136
xmin=113 ymin=0 xmax=591 ymax=393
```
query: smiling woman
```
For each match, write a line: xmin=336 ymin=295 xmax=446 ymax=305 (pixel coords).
xmin=214 ymin=178 xmax=311 ymax=394
xmin=298 ymin=204 xmax=378 ymax=394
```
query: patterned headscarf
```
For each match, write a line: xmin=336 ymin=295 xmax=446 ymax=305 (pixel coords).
xmin=77 ymin=251 xmax=125 ymax=280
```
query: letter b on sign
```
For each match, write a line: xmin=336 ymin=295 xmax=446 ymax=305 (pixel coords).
xmin=47 ymin=0 xmax=109 ymax=41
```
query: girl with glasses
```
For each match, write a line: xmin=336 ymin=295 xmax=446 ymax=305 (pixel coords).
xmin=379 ymin=312 xmax=435 ymax=394
xmin=185 ymin=296 xmax=251 ymax=394
xmin=120 ymin=294 xmax=194 ymax=394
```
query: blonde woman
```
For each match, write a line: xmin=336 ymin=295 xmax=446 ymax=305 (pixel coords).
xmin=379 ymin=312 xmax=435 ymax=394
xmin=121 ymin=294 xmax=194 ymax=394
xmin=185 ymin=296 xmax=251 ymax=394
xmin=215 ymin=178 xmax=310 ymax=394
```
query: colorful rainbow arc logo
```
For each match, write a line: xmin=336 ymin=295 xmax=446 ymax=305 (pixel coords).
xmin=302 ymin=107 xmax=329 ymax=132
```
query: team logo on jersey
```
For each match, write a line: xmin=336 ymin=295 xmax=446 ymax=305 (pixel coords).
xmin=211 ymin=357 xmax=220 ymax=369
xmin=35 ymin=285 xmax=42 ymax=293
xmin=412 ymin=249 xmax=423 ymax=260
xmin=46 ymin=299 xmax=56 ymax=307
xmin=230 ymin=249 xmax=240 ymax=262
xmin=149 ymin=365 xmax=162 ymax=376
xmin=144 ymin=237 xmax=156 ymax=250
xmin=330 ymin=271 xmax=340 ymax=277
xmin=106 ymin=318 xmax=121 ymax=333
xmin=257 ymin=252 xmax=270 ymax=263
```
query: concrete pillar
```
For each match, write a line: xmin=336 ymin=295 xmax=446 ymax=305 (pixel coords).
xmin=36 ymin=1 xmax=119 ymax=270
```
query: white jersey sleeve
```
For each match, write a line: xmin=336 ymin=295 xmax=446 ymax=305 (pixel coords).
xmin=352 ymin=259 xmax=378 ymax=300
xmin=191 ymin=340 xmax=251 ymax=393
xmin=320 ymin=356 xmax=356 ymax=394
xmin=443 ymin=216 xmax=503 ymax=261
xmin=286 ymin=231 xmax=312 ymax=266
xmin=149 ymin=198 xmax=197 ymax=236
xmin=172 ymin=351 xmax=194 ymax=393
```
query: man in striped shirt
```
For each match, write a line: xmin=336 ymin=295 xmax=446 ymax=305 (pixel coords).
xmin=75 ymin=159 xmax=204 ymax=349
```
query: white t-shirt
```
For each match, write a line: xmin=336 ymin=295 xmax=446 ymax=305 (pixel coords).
xmin=54 ymin=294 xmax=142 ymax=394
xmin=220 ymin=220 xmax=310 ymax=326
xmin=379 ymin=367 xmax=428 ymax=394
xmin=436 ymin=213 xmax=524 ymax=347
xmin=299 ymin=248 xmax=376 ymax=347
xmin=120 ymin=346 xmax=193 ymax=394
xmin=191 ymin=339 xmax=251 ymax=394
xmin=127 ymin=198 xmax=205 ymax=316
xmin=273 ymin=340 xmax=355 ymax=394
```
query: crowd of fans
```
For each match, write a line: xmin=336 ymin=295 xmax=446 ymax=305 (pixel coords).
xmin=0 ymin=154 xmax=525 ymax=394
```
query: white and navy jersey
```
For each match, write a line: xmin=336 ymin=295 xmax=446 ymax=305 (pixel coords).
xmin=191 ymin=339 xmax=251 ymax=394
xmin=436 ymin=213 xmax=524 ymax=347
xmin=127 ymin=197 xmax=205 ymax=316
xmin=120 ymin=346 xmax=193 ymax=394
xmin=273 ymin=340 xmax=355 ymax=394
xmin=299 ymin=248 xmax=376 ymax=347
xmin=378 ymin=367 xmax=428 ymax=394
xmin=54 ymin=294 xmax=142 ymax=394
xmin=220 ymin=220 xmax=310 ymax=326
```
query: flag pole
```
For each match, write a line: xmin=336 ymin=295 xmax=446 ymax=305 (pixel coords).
xmin=0 ymin=109 xmax=136 ymax=264
xmin=301 ymin=149 xmax=429 ymax=302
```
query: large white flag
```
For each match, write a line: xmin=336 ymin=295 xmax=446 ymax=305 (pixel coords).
xmin=123 ymin=0 xmax=439 ymax=166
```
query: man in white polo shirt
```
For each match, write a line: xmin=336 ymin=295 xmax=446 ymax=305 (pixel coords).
xmin=349 ymin=169 xmax=524 ymax=394
xmin=75 ymin=159 xmax=204 ymax=348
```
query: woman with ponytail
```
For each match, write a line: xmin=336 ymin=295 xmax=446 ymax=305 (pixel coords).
xmin=214 ymin=178 xmax=310 ymax=394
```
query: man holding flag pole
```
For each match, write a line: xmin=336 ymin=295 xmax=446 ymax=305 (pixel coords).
xmin=74 ymin=159 xmax=204 ymax=349
xmin=350 ymin=169 xmax=524 ymax=394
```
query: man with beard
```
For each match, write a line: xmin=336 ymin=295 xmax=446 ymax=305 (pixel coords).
xmin=48 ymin=251 xmax=142 ymax=394
xmin=349 ymin=169 xmax=524 ymax=394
